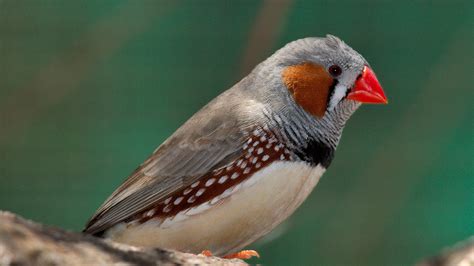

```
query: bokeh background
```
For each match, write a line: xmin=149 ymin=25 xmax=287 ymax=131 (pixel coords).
xmin=0 ymin=1 xmax=472 ymax=265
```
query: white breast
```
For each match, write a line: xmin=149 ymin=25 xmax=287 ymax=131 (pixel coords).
xmin=105 ymin=161 xmax=326 ymax=255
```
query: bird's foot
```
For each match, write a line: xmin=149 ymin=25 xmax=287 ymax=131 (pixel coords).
xmin=200 ymin=250 xmax=213 ymax=257
xmin=200 ymin=249 xmax=260 ymax=260
xmin=223 ymin=250 xmax=260 ymax=260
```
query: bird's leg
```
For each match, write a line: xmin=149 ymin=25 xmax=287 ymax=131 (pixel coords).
xmin=200 ymin=249 xmax=260 ymax=260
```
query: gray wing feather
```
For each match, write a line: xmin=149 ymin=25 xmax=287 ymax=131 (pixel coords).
xmin=84 ymin=89 xmax=257 ymax=235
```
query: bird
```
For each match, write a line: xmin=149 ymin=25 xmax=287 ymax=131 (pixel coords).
xmin=83 ymin=35 xmax=387 ymax=259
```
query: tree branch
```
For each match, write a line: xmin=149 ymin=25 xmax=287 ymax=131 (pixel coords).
xmin=0 ymin=211 xmax=245 ymax=265
xmin=1 ymin=210 xmax=472 ymax=266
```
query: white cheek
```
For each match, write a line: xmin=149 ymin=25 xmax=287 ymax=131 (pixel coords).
xmin=328 ymin=83 xmax=348 ymax=110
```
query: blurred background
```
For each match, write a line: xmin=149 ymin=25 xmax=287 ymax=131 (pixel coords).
xmin=0 ymin=1 xmax=472 ymax=265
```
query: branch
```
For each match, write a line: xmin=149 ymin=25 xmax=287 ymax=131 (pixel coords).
xmin=2 ymin=210 xmax=472 ymax=266
xmin=0 ymin=211 xmax=246 ymax=265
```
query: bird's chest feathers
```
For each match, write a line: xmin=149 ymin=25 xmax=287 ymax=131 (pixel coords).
xmin=282 ymin=63 xmax=334 ymax=118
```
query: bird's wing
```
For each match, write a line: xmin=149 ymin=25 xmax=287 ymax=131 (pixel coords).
xmin=84 ymin=93 xmax=257 ymax=235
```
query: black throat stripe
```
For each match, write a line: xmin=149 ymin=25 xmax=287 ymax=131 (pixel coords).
xmin=291 ymin=137 xmax=335 ymax=168
xmin=326 ymin=79 xmax=339 ymax=110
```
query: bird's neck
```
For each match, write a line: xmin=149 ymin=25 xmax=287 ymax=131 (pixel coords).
xmin=262 ymin=92 xmax=360 ymax=168
xmin=244 ymin=63 xmax=360 ymax=167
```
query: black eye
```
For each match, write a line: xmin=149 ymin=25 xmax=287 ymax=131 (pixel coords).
xmin=328 ymin=65 xmax=342 ymax=77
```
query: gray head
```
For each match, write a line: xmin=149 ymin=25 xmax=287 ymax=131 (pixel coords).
xmin=246 ymin=35 xmax=387 ymax=157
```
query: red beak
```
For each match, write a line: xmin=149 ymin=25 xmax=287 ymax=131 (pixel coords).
xmin=347 ymin=66 xmax=388 ymax=104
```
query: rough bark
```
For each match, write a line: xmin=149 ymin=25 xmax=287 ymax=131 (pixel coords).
xmin=0 ymin=211 xmax=245 ymax=266
xmin=1 ymin=210 xmax=472 ymax=266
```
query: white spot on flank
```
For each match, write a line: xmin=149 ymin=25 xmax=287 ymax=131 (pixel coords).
xmin=146 ymin=209 xmax=155 ymax=217
xmin=243 ymin=144 xmax=248 ymax=150
xmin=260 ymin=136 xmax=267 ymax=142
xmin=274 ymin=145 xmax=280 ymax=151
xmin=210 ymin=197 xmax=220 ymax=205
xmin=196 ymin=188 xmax=205 ymax=197
xmin=266 ymin=143 xmax=272 ymax=149
xmin=245 ymin=153 xmax=251 ymax=159
xmin=187 ymin=195 xmax=196 ymax=203
xmin=218 ymin=175 xmax=228 ymax=184
xmin=183 ymin=188 xmax=192 ymax=195
xmin=252 ymin=157 xmax=258 ymax=164
xmin=248 ymin=147 xmax=254 ymax=153
xmin=221 ymin=184 xmax=242 ymax=199
xmin=253 ymin=129 xmax=260 ymax=136
xmin=262 ymin=155 xmax=269 ymax=162
xmin=240 ymin=161 xmax=247 ymax=169
xmin=257 ymin=148 xmax=264 ymax=154
xmin=231 ymin=172 xmax=239 ymax=179
xmin=237 ymin=159 xmax=243 ymax=166
xmin=226 ymin=164 xmax=233 ymax=171
xmin=256 ymin=162 xmax=262 ymax=168
xmin=163 ymin=205 xmax=172 ymax=213
xmin=243 ymin=167 xmax=251 ymax=174
xmin=253 ymin=141 xmax=260 ymax=147
xmin=205 ymin=178 xmax=216 ymax=187
xmin=191 ymin=181 xmax=200 ymax=188
xmin=222 ymin=187 xmax=233 ymax=198
xmin=280 ymin=154 xmax=286 ymax=160
xmin=174 ymin=197 xmax=184 ymax=205
xmin=164 ymin=197 xmax=172 ymax=205
xmin=247 ymin=138 xmax=252 ymax=144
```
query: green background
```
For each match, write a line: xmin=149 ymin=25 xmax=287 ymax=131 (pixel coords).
xmin=0 ymin=1 xmax=472 ymax=265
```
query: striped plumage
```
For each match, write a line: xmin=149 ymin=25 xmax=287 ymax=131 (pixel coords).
xmin=84 ymin=35 xmax=387 ymax=257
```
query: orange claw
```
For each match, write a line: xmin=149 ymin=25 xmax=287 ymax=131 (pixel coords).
xmin=223 ymin=250 xmax=260 ymax=260
xmin=200 ymin=250 xmax=213 ymax=257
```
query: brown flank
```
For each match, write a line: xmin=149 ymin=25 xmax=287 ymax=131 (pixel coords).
xmin=132 ymin=128 xmax=293 ymax=223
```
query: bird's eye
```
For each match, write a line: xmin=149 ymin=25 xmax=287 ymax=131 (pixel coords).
xmin=328 ymin=65 xmax=342 ymax=77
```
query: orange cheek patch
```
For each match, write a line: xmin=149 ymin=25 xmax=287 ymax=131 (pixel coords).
xmin=282 ymin=63 xmax=334 ymax=118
